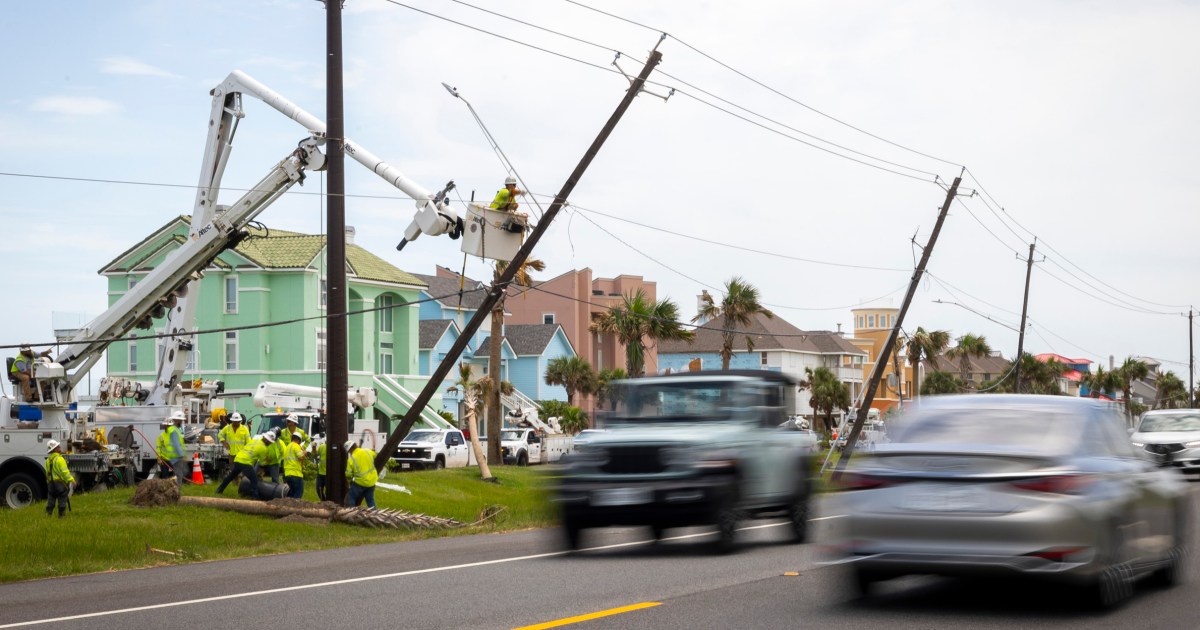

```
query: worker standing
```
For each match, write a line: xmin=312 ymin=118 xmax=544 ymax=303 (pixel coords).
xmin=10 ymin=344 xmax=52 ymax=403
xmin=312 ymin=441 xmax=328 ymax=502
xmin=217 ymin=432 xmax=274 ymax=500
xmin=489 ymin=176 xmax=522 ymax=212
xmin=344 ymin=441 xmax=378 ymax=509
xmin=279 ymin=414 xmax=310 ymax=449
xmin=282 ymin=433 xmax=307 ymax=499
xmin=259 ymin=430 xmax=282 ymax=483
xmin=155 ymin=413 xmax=186 ymax=483
xmin=218 ymin=413 xmax=250 ymax=459
xmin=44 ymin=440 xmax=75 ymax=518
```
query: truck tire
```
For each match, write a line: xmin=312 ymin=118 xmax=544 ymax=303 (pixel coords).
xmin=434 ymin=456 xmax=445 ymax=470
xmin=517 ymin=451 xmax=528 ymax=467
xmin=563 ymin=516 xmax=583 ymax=551
xmin=1 ymin=473 xmax=41 ymax=509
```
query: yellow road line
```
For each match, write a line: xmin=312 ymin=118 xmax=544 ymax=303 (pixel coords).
xmin=513 ymin=602 xmax=662 ymax=630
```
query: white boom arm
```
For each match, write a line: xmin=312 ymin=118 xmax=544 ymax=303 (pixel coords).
xmin=253 ymin=381 xmax=378 ymax=414
xmin=51 ymin=140 xmax=326 ymax=400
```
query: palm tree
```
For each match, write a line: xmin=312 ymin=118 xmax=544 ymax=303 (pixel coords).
xmin=1082 ymin=366 xmax=1121 ymax=400
xmin=590 ymin=289 xmax=693 ymax=376
xmin=594 ymin=367 xmax=628 ymax=411
xmin=804 ymin=366 xmax=850 ymax=435
xmin=1114 ymin=357 xmax=1149 ymax=423
xmin=921 ymin=370 xmax=961 ymax=395
xmin=544 ymin=356 xmax=596 ymax=407
xmin=447 ymin=362 xmax=492 ymax=480
xmin=557 ymin=407 xmax=590 ymax=435
xmin=945 ymin=334 xmax=992 ymax=390
xmin=693 ymin=277 xmax=774 ymax=370
xmin=905 ymin=327 xmax=950 ymax=401
xmin=486 ymin=257 xmax=545 ymax=465
xmin=1154 ymin=371 xmax=1188 ymax=409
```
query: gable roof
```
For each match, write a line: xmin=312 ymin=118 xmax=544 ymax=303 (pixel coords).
xmin=412 ymin=272 xmax=488 ymax=310
xmin=419 ymin=319 xmax=458 ymax=350
xmin=472 ymin=335 xmax=516 ymax=360
xmin=501 ymin=324 xmax=572 ymax=356
xmin=658 ymin=312 xmax=866 ymax=356
xmin=99 ymin=215 xmax=424 ymax=286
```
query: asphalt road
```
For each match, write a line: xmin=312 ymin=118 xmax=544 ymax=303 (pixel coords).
xmin=2 ymin=492 xmax=1197 ymax=630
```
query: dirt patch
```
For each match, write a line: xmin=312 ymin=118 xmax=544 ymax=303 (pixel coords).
xmin=130 ymin=479 xmax=180 ymax=507
xmin=277 ymin=514 xmax=330 ymax=526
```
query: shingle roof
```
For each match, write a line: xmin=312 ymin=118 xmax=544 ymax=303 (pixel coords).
xmin=502 ymin=324 xmax=567 ymax=356
xmin=472 ymin=335 xmax=515 ymax=359
xmin=419 ymin=320 xmax=456 ymax=350
xmin=659 ymin=313 xmax=866 ymax=356
xmin=99 ymin=215 xmax=424 ymax=286
xmin=923 ymin=352 xmax=1011 ymax=375
xmin=412 ymin=272 xmax=488 ymax=310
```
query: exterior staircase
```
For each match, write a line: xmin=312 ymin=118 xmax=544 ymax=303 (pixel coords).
xmin=372 ymin=375 xmax=454 ymax=431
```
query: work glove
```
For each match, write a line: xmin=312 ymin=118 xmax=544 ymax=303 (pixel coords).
xmin=68 ymin=482 xmax=75 ymax=496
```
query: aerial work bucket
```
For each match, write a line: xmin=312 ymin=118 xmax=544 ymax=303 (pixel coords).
xmin=460 ymin=203 xmax=529 ymax=261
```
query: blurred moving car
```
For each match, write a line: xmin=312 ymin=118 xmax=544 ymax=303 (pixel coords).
xmin=834 ymin=395 xmax=1189 ymax=609
xmin=1130 ymin=409 xmax=1200 ymax=480
xmin=572 ymin=429 xmax=607 ymax=449
xmin=556 ymin=370 xmax=815 ymax=552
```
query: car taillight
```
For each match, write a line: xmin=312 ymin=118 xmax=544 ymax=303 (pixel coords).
xmin=1009 ymin=474 xmax=1094 ymax=495
xmin=835 ymin=472 xmax=894 ymax=491
xmin=1025 ymin=546 xmax=1091 ymax=562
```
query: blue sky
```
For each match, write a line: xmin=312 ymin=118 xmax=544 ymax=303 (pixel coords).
xmin=4 ymin=0 xmax=1199 ymax=390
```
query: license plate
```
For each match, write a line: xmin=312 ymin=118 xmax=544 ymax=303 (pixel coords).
xmin=401 ymin=463 xmax=411 ymax=469
xmin=591 ymin=487 xmax=651 ymax=507
xmin=902 ymin=484 xmax=988 ymax=512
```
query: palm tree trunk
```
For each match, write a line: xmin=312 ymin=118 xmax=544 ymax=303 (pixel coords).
xmin=487 ymin=301 xmax=504 ymax=466
xmin=463 ymin=394 xmax=492 ymax=479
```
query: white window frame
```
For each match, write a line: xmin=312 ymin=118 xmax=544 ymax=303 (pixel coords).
xmin=316 ymin=329 xmax=327 ymax=370
xmin=129 ymin=341 xmax=138 ymax=372
xmin=379 ymin=295 xmax=394 ymax=333
xmin=542 ymin=313 xmax=556 ymax=325
xmin=224 ymin=331 xmax=238 ymax=370
xmin=380 ymin=350 xmax=394 ymax=375
xmin=319 ymin=277 xmax=328 ymax=310
xmin=225 ymin=276 xmax=238 ymax=313
xmin=760 ymin=351 xmax=768 ymax=366
xmin=868 ymin=315 xmax=875 ymax=328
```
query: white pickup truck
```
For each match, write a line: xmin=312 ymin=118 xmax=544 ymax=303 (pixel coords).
xmin=501 ymin=428 xmax=573 ymax=466
xmin=392 ymin=429 xmax=470 ymax=470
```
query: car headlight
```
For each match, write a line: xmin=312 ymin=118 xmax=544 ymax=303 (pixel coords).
xmin=1131 ymin=442 xmax=1144 ymax=447
xmin=1186 ymin=440 xmax=1200 ymax=448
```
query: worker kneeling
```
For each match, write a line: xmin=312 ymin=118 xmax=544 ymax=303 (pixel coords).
xmin=345 ymin=441 xmax=378 ymax=509
xmin=217 ymin=431 xmax=275 ymax=500
xmin=283 ymin=432 xmax=307 ymax=500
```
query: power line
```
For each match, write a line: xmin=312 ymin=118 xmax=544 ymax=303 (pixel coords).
xmin=925 ymin=271 xmax=1022 ymax=317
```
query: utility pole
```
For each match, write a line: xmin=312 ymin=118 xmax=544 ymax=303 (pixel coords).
xmin=1190 ymin=309 xmax=1194 ymax=407
xmin=834 ymin=174 xmax=962 ymax=477
xmin=1013 ymin=240 xmax=1037 ymax=393
xmin=323 ymin=0 xmax=349 ymax=505
xmin=374 ymin=46 xmax=665 ymax=471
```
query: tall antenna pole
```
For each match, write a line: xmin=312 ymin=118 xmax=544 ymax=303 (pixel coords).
xmin=834 ymin=175 xmax=962 ymax=477
xmin=323 ymin=0 xmax=349 ymax=505
xmin=1014 ymin=240 xmax=1036 ymax=393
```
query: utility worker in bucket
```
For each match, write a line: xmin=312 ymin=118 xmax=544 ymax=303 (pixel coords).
xmin=217 ymin=432 xmax=274 ymax=499
xmin=489 ymin=176 xmax=522 ymax=212
xmin=283 ymin=432 xmax=307 ymax=499
xmin=218 ymin=413 xmax=250 ymax=459
xmin=44 ymin=440 xmax=75 ymax=518
xmin=345 ymin=441 xmax=379 ymax=509
xmin=10 ymin=344 xmax=52 ymax=402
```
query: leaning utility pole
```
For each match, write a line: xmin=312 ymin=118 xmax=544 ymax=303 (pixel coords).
xmin=374 ymin=47 xmax=665 ymax=471
xmin=833 ymin=174 xmax=962 ymax=477
xmin=323 ymin=0 xmax=349 ymax=505
xmin=1190 ymin=309 xmax=1195 ymax=407
xmin=1013 ymin=240 xmax=1037 ymax=393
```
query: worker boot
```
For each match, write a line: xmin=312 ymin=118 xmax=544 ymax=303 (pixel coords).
xmin=57 ymin=509 xmax=66 ymax=519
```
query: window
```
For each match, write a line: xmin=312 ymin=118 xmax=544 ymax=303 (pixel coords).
xmin=760 ymin=352 xmax=768 ymax=366
xmin=129 ymin=342 xmax=138 ymax=372
xmin=224 ymin=331 xmax=238 ymax=370
xmin=543 ymin=313 xmax=556 ymax=325
xmin=319 ymin=277 xmax=328 ymax=309
xmin=224 ymin=276 xmax=238 ymax=313
xmin=316 ymin=330 xmax=327 ymax=370
xmin=858 ymin=316 xmax=863 ymax=328
xmin=379 ymin=295 xmax=394 ymax=333
xmin=185 ymin=328 xmax=198 ymax=371
xmin=128 ymin=276 xmax=140 ymax=290
xmin=868 ymin=315 xmax=875 ymax=328
xmin=380 ymin=342 xmax=393 ymax=374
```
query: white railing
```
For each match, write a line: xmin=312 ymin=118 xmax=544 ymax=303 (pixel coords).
xmin=373 ymin=375 xmax=454 ymax=430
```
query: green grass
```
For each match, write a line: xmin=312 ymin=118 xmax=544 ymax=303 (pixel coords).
xmin=0 ymin=466 xmax=556 ymax=583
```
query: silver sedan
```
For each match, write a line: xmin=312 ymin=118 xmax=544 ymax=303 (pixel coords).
xmin=1131 ymin=409 xmax=1200 ymax=480
xmin=833 ymin=394 xmax=1189 ymax=609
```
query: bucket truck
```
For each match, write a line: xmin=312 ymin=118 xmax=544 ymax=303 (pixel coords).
xmin=250 ymin=381 xmax=382 ymax=449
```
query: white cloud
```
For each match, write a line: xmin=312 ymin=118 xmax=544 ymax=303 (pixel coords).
xmin=29 ymin=96 xmax=120 ymax=116
xmin=100 ymin=56 xmax=177 ymax=78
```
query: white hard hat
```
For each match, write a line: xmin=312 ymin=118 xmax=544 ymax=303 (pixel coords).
xmin=169 ymin=410 xmax=186 ymax=422
xmin=229 ymin=412 xmax=243 ymax=423
xmin=504 ymin=176 xmax=517 ymax=186
xmin=46 ymin=439 xmax=61 ymax=453
xmin=344 ymin=440 xmax=356 ymax=451
xmin=263 ymin=432 xmax=276 ymax=444
xmin=160 ymin=418 xmax=172 ymax=426
xmin=286 ymin=414 xmax=298 ymax=424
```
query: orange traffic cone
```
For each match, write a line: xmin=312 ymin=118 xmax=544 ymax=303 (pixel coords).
xmin=190 ymin=452 xmax=205 ymax=484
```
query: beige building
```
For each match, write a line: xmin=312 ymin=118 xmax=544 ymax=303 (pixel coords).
xmin=848 ymin=306 xmax=912 ymax=413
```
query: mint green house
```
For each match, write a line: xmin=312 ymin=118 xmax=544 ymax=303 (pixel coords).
xmin=100 ymin=217 xmax=446 ymax=431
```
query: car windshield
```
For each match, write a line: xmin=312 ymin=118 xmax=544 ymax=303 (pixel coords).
xmin=1138 ymin=413 xmax=1200 ymax=432
xmin=609 ymin=379 xmax=776 ymax=424
xmin=501 ymin=430 xmax=525 ymax=441
xmin=404 ymin=431 xmax=442 ymax=443
xmin=891 ymin=408 xmax=1080 ymax=453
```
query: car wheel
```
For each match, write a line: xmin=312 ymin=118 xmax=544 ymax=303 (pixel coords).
xmin=787 ymin=494 xmax=810 ymax=544
xmin=1088 ymin=525 xmax=1134 ymax=609
xmin=1 ymin=474 xmax=41 ymax=509
xmin=517 ymin=452 xmax=528 ymax=467
xmin=563 ymin=518 xmax=583 ymax=551
xmin=713 ymin=504 xmax=740 ymax=554
xmin=851 ymin=566 xmax=883 ymax=598
xmin=1151 ymin=505 xmax=1189 ymax=588
xmin=434 ymin=457 xmax=445 ymax=470
xmin=650 ymin=525 xmax=666 ymax=542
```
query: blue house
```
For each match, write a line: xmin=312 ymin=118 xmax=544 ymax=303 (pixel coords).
xmin=480 ymin=324 xmax=575 ymax=403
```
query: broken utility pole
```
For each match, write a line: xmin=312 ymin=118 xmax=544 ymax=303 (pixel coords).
xmin=833 ymin=174 xmax=962 ymax=478
xmin=1013 ymin=240 xmax=1037 ymax=393
xmin=374 ymin=47 xmax=665 ymax=471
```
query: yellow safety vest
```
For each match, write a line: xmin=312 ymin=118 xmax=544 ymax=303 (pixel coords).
xmin=156 ymin=426 xmax=181 ymax=460
xmin=283 ymin=442 xmax=305 ymax=477
xmin=280 ymin=427 xmax=310 ymax=449
xmin=346 ymin=448 xmax=378 ymax=488
xmin=45 ymin=452 xmax=75 ymax=485
xmin=314 ymin=442 xmax=328 ymax=475
xmin=490 ymin=187 xmax=517 ymax=211
xmin=235 ymin=439 xmax=268 ymax=466
xmin=218 ymin=424 xmax=250 ymax=458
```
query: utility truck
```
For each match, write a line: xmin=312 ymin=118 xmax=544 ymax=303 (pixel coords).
xmin=1 ymin=69 xmax=528 ymax=508
xmin=250 ymin=381 xmax=384 ymax=452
